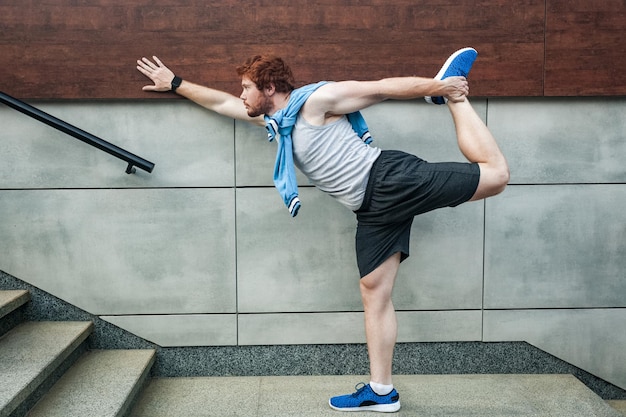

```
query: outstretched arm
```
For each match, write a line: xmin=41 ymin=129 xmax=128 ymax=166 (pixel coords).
xmin=136 ymin=56 xmax=265 ymax=126
xmin=301 ymin=76 xmax=469 ymax=125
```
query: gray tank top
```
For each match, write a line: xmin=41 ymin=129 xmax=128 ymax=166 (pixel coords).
xmin=292 ymin=114 xmax=381 ymax=211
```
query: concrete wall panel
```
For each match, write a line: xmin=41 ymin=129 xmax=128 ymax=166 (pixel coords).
xmin=488 ymin=98 xmax=626 ymax=184
xmin=485 ymin=185 xmax=626 ymax=309
xmin=236 ymin=188 xmax=484 ymax=313
xmin=0 ymin=188 xmax=236 ymax=314
xmin=394 ymin=202 xmax=484 ymax=311
xmin=0 ymin=101 xmax=235 ymax=188
xmin=102 ymin=314 xmax=237 ymax=347
xmin=236 ymin=187 xmax=362 ymax=313
xmin=238 ymin=310 xmax=482 ymax=346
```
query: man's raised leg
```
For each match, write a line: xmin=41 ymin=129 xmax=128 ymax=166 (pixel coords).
xmin=448 ymin=99 xmax=510 ymax=200
xmin=424 ymin=47 xmax=509 ymax=200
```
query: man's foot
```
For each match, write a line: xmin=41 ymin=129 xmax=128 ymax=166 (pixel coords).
xmin=425 ymin=47 xmax=478 ymax=105
xmin=329 ymin=383 xmax=400 ymax=412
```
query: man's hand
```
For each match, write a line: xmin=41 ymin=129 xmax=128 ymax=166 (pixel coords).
xmin=441 ymin=76 xmax=469 ymax=103
xmin=136 ymin=56 xmax=176 ymax=92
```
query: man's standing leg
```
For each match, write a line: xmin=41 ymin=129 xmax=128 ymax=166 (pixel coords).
xmin=329 ymin=252 xmax=402 ymax=413
xmin=360 ymin=252 xmax=401 ymax=387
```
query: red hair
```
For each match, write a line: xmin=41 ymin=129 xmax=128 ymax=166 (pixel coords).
xmin=236 ymin=55 xmax=295 ymax=93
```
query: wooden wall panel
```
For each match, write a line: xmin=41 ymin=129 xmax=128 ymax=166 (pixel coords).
xmin=0 ymin=0 xmax=544 ymax=99
xmin=0 ymin=0 xmax=623 ymax=100
xmin=545 ymin=0 xmax=626 ymax=96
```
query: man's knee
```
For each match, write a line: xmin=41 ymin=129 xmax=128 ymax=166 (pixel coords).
xmin=473 ymin=162 xmax=510 ymax=200
xmin=491 ymin=163 xmax=510 ymax=195
xmin=359 ymin=253 xmax=401 ymax=297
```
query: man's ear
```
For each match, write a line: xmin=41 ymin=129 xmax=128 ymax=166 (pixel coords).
xmin=265 ymin=83 xmax=276 ymax=96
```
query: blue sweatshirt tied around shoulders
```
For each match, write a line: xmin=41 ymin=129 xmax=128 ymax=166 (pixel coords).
xmin=264 ymin=82 xmax=373 ymax=217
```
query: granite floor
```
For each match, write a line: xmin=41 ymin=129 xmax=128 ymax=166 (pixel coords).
xmin=130 ymin=374 xmax=623 ymax=417
xmin=608 ymin=401 xmax=626 ymax=416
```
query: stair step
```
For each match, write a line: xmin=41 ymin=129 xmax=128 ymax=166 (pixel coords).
xmin=131 ymin=374 xmax=623 ymax=417
xmin=0 ymin=321 xmax=92 ymax=417
xmin=0 ymin=290 xmax=30 ymax=320
xmin=28 ymin=349 xmax=155 ymax=417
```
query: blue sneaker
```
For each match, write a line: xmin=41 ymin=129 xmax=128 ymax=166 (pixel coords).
xmin=329 ymin=383 xmax=400 ymax=412
xmin=425 ymin=47 xmax=478 ymax=105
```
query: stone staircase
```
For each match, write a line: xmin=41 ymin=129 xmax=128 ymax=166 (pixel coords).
xmin=0 ymin=290 xmax=154 ymax=417
xmin=1 ymin=289 xmax=625 ymax=417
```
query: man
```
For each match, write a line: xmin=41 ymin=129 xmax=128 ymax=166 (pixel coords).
xmin=136 ymin=48 xmax=509 ymax=413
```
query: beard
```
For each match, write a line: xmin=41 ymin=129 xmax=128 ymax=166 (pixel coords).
xmin=246 ymin=94 xmax=273 ymax=118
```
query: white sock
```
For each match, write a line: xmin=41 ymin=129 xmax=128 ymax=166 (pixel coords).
xmin=369 ymin=381 xmax=394 ymax=396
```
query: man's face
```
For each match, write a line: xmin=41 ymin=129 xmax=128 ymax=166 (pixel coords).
xmin=240 ymin=77 xmax=272 ymax=117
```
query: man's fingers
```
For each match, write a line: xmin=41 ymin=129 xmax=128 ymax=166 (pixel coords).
xmin=138 ymin=57 xmax=158 ymax=70
xmin=136 ymin=59 xmax=153 ymax=73
xmin=136 ymin=64 xmax=148 ymax=75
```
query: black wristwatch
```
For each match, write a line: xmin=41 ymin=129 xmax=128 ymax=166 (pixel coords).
xmin=171 ymin=75 xmax=182 ymax=92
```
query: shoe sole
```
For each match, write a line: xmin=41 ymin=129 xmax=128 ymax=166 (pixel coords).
xmin=425 ymin=47 xmax=477 ymax=104
xmin=329 ymin=399 xmax=401 ymax=413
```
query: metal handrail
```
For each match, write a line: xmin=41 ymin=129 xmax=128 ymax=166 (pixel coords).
xmin=0 ymin=91 xmax=154 ymax=174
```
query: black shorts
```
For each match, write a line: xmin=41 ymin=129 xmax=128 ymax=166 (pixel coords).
xmin=354 ymin=150 xmax=480 ymax=277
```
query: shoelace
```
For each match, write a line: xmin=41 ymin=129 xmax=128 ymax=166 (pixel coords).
xmin=351 ymin=382 xmax=369 ymax=397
